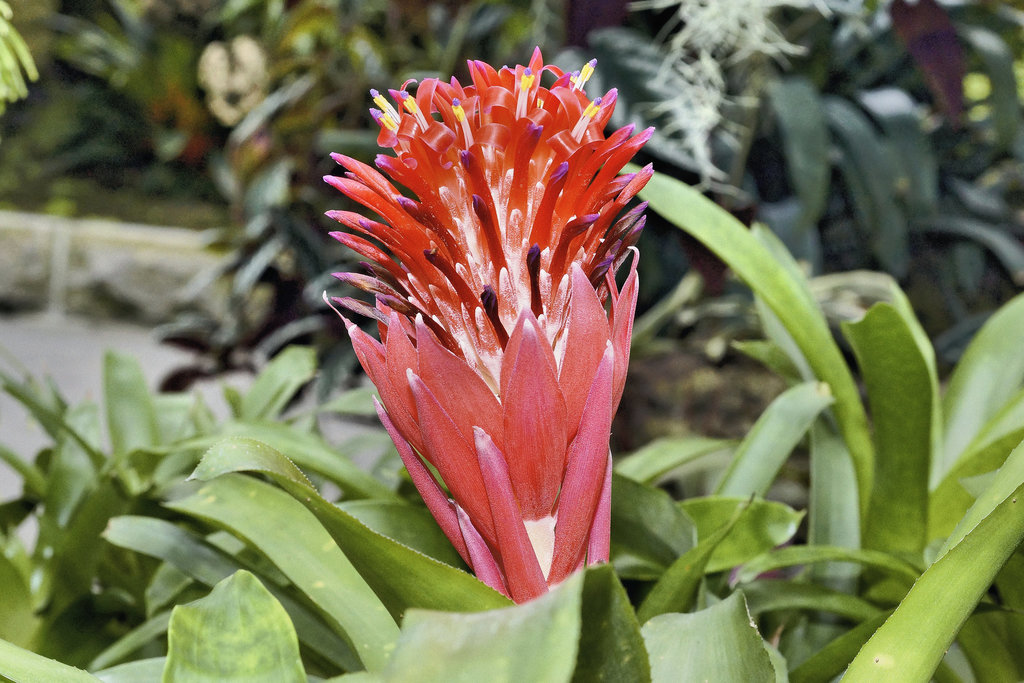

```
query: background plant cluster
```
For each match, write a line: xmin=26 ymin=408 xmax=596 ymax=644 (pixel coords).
xmin=1 ymin=0 xmax=1024 ymax=681
xmin=3 ymin=185 xmax=1024 ymax=680
xmin=3 ymin=0 xmax=1022 ymax=382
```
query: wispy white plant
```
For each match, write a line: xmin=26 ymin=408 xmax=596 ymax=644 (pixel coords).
xmin=629 ymin=0 xmax=848 ymax=184
xmin=0 ymin=0 xmax=38 ymax=113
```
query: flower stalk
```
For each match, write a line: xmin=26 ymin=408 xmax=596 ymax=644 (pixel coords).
xmin=325 ymin=48 xmax=651 ymax=602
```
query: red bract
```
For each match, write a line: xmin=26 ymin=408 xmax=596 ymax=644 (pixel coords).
xmin=325 ymin=48 xmax=652 ymax=603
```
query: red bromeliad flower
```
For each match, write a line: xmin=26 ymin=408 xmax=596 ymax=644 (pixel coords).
xmin=324 ymin=48 xmax=652 ymax=603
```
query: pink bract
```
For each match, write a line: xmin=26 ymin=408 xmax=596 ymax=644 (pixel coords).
xmin=325 ymin=48 xmax=651 ymax=602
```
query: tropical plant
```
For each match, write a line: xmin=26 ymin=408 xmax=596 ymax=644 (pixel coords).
xmin=2 ymin=22 xmax=1024 ymax=681
xmin=1 ymin=164 xmax=1022 ymax=679
xmin=570 ymin=0 xmax=1024 ymax=349
xmin=0 ymin=0 xmax=37 ymax=128
xmin=0 ymin=344 xmax=397 ymax=674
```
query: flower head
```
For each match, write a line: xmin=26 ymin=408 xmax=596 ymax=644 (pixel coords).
xmin=325 ymin=48 xmax=652 ymax=602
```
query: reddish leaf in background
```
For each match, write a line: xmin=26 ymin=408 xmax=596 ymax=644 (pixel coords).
xmin=890 ymin=0 xmax=964 ymax=125
xmin=567 ymin=0 xmax=629 ymax=47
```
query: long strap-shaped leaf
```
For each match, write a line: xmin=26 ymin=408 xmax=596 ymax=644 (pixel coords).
xmin=0 ymin=638 xmax=98 ymax=682
xmin=167 ymin=474 xmax=399 ymax=672
xmin=844 ymin=477 xmax=1024 ymax=680
xmin=637 ymin=170 xmax=874 ymax=519
xmin=190 ymin=438 xmax=511 ymax=616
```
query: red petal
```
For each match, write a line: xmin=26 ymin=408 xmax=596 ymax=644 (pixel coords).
xmin=548 ymin=344 xmax=614 ymax=584
xmin=609 ymin=251 xmax=639 ymax=412
xmin=374 ymin=398 xmax=468 ymax=563
xmin=475 ymin=428 xmax=548 ymax=603
xmin=500 ymin=314 xmax=568 ymax=519
xmin=456 ymin=504 xmax=509 ymax=599
xmin=414 ymin=316 xmax=504 ymax=448
xmin=332 ymin=152 xmax=401 ymax=199
xmin=528 ymin=46 xmax=544 ymax=74
xmin=585 ymin=451 xmax=612 ymax=565
xmin=345 ymin=319 xmax=421 ymax=458
xmin=362 ymin=313 xmax=422 ymax=456
xmin=558 ymin=264 xmax=611 ymax=434
xmin=385 ymin=311 xmax=418 ymax=373
xmin=408 ymin=370 xmax=495 ymax=545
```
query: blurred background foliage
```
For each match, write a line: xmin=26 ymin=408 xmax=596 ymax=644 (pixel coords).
xmin=0 ymin=0 xmax=1022 ymax=393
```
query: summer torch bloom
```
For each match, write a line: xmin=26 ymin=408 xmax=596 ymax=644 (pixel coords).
xmin=325 ymin=48 xmax=652 ymax=602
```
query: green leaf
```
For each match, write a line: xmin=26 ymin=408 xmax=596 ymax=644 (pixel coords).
xmin=35 ymin=479 xmax=129 ymax=620
xmin=844 ymin=478 xmax=1024 ymax=681
xmin=962 ymin=26 xmax=1023 ymax=151
xmin=152 ymin=392 xmax=202 ymax=444
xmin=956 ymin=611 xmax=1024 ymax=681
xmin=0 ymin=552 xmax=37 ymax=646
xmin=732 ymin=340 xmax=803 ymax=382
xmin=824 ymin=96 xmax=909 ymax=277
xmin=767 ymin=77 xmax=830 ymax=230
xmin=681 ymin=497 xmax=804 ymax=574
xmin=610 ymin=474 xmax=697 ymax=580
xmin=996 ymin=547 xmax=1024 ymax=609
xmin=239 ymin=346 xmax=317 ymax=421
xmin=842 ymin=293 xmax=938 ymax=556
xmin=630 ymin=271 xmax=702 ymax=349
xmin=41 ymin=404 xmax=101 ymax=531
xmin=103 ymin=351 xmax=159 ymax=456
xmin=337 ymin=500 xmax=463 ymax=566
xmin=88 ymin=613 xmax=170 ymax=672
xmin=102 ymin=516 xmax=241 ymax=588
xmin=733 ymin=546 xmax=919 ymax=585
xmin=94 ymin=657 xmax=166 ymax=683
xmin=638 ymin=171 xmax=875 ymax=518
xmin=918 ymin=216 xmax=1024 ymax=287
xmin=376 ymin=572 xmax=584 ymax=683
xmin=807 ymin=422 xmax=861 ymax=573
xmin=938 ymin=438 xmax=1024 ymax=560
xmin=167 ymin=474 xmax=399 ymax=671
xmin=211 ymin=424 xmax=397 ymax=500
xmin=0 ymin=372 xmax=102 ymax=468
xmin=940 ymin=292 xmax=1024 ymax=479
xmin=637 ymin=500 xmax=748 ymax=622
xmin=0 ymin=441 xmax=46 ymax=497
xmin=715 ymin=381 xmax=833 ymax=498
xmin=318 ymin=386 xmax=380 ymax=417
xmin=164 ymin=571 xmax=305 ymax=682
xmin=102 ymin=516 xmax=358 ymax=672
xmin=742 ymin=580 xmax=881 ymax=621
xmin=190 ymin=439 xmax=511 ymax=617
xmin=573 ymin=565 xmax=650 ymax=683
xmin=642 ymin=592 xmax=776 ymax=683
xmin=929 ymin=423 xmax=1024 ymax=542
xmin=0 ymin=638 xmax=98 ymax=682
xmin=858 ymin=87 xmax=939 ymax=215
xmin=789 ymin=613 xmax=890 ymax=683
xmin=614 ymin=436 xmax=733 ymax=484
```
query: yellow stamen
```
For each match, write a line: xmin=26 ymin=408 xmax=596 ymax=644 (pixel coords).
xmin=399 ymin=90 xmax=430 ymax=129
xmin=452 ymin=99 xmax=466 ymax=122
xmin=370 ymin=89 xmax=401 ymax=123
xmin=516 ymin=68 xmax=535 ymax=119
xmin=451 ymin=98 xmax=474 ymax=146
xmin=571 ymin=96 xmax=602 ymax=141
xmin=376 ymin=109 xmax=398 ymax=132
xmin=574 ymin=59 xmax=597 ymax=91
